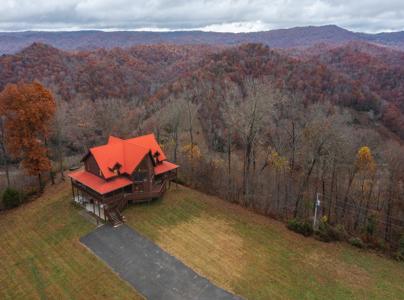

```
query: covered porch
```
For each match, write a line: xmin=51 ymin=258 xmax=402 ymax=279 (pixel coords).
xmin=71 ymin=180 xmax=112 ymax=222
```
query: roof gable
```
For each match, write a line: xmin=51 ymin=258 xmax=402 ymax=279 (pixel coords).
xmin=122 ymin=142 xmax=149 ymax=174
xmin=86 ymin=133 xmax=166 ymax=179
xmin=126 ymin=134 xmax=167 ymax=161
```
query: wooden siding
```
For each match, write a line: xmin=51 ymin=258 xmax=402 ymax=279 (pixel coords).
xmin=132 ymin=153 xmax=154 ymax=192
xmin=84 ymin=154 xmax=101 ymax=177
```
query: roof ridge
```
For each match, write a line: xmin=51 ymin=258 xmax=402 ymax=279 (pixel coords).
xmin=88 ymin=133 xmax=166 ymax=179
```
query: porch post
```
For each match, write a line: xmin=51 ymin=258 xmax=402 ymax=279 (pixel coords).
xmin=71 ymin=179 xmax=75 ymax=201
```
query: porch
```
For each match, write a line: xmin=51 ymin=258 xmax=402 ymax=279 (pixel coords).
xmin=72 ymin=183 xmax=108 ymax=222
xmin=70 ymin=172 xmax=176 ymax=225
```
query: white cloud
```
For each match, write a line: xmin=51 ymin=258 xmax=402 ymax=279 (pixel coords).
xmin=0 ymin=0 xmax=403 ymax=33
xmin=195 ymin=21 xmax=270 ymax=33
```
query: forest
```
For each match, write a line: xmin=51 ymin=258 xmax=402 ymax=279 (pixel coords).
xmin=0 ymin=41 xmax=403 ymax=257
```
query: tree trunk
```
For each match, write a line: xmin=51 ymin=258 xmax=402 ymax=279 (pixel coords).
xmin=4 ymin=158 xmax=10 ymax=187
xmin=0 ymin=118 xmax=10 ymax=187
xmin=173 ymin=129 xmax=178 ymax=163
xmin=276 ymin=169 xmax=280 ymax=213
xmin=38 ymin=173 xmax=44 ymax=192
xmin=384 ymin=187 xmax=393 ymax=242
xmin=57 ymin=131 xmax=65 ymax=181
xmin=340 ymin=168 xmax=357 ymax=221
xmin=328 ymin=159 xmax=336 ymax=221
xmin=227 ymin=130 xmax=232 ymax=201
xmin=294 ymin=157 xmax=317 ymax=218
xmin=243 ymin=141 xmax=253 ymax=205
xmin=44 ymin=137 xmax=54 ymax=185
xmin=291 ymin=121 xmax=296 ymax=171
xmin=363 ymin=174 xmax=376 ymax=226
xmin=50 ymin=170 xmax=55 ymax=185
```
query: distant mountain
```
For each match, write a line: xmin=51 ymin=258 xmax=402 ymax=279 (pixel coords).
xmin=1 ymin=25 xmax=404 ymax=54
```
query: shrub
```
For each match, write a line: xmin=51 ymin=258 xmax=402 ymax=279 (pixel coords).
xmin=334 ymin=224 xmax=348 ymax=240
xmin=349 ymin=237 xmax=365 ymax=249
xmin=287 ymin=219 xmax=313 ymax=237
xmin=395 ymin=235 xmax=404 ymax=261
xmin=316 ymin=223 xmax=346 ymax=243
xmin=366 ymin=215 xmax=377 ymax=238
xmin=2 ymin=188 xmax=21 ymax=209
xmin=314 ymin=216 xmax=346 ymax=242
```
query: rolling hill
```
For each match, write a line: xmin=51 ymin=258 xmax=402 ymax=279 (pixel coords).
xmin=1 ymin=40 xmax=403 ymax=142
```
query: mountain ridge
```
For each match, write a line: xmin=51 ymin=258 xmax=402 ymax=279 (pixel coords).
xmin=1 ymin=25 xmax=404 ymax=54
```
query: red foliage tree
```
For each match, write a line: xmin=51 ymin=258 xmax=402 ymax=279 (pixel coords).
xmin=0 ymin=81 xmax=56 ymax=190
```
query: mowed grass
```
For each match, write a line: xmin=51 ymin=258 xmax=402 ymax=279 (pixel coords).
xmin=126 ymin=185 xmax=404 ymax=300
xmin=0 ymin=182 xmax=143 ymax=300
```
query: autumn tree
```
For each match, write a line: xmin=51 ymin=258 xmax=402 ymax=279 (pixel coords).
xmin=0 ymin=82 xmax=56 ymax=191
xmin=340 ymin=145 xmax=375 ymax=221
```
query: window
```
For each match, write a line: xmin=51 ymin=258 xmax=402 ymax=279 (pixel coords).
xmin=133 ymin=171 xmax=147 ymax=181
xmin=124 ymin=185 xmax=133 ymax=193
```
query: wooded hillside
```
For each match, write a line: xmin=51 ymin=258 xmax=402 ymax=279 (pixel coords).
xmin=0 ymin=41 xmax=403 ymax=256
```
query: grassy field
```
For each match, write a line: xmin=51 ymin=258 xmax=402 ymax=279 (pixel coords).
xmin=126 ymin=185 xmax=404 ymax=300
xmin=0 ymin=182 xmax=143 ymax=300
xmin=1 ymin=181 xmax=403 ymax=300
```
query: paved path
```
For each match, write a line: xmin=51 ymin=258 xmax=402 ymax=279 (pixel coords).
xmin=80 ymin=224 xmax=242 ymax=300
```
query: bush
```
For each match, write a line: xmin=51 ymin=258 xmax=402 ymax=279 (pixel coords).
xmin=395 ymin=235 xmax=404 ymax=261
xmin=2 ymin=188 xmax=21 ymax=209
xmin=314 ymin=217 xmax=345 ymax=243
xmin=316 ymin=223 xmax=346 ymax=243
xmin=349 ymin=237 xmax=365 ymax=249
xmin=287 ymin=219 xmax=313 ymax=237
xmin=366 ymin=215 xmax=377 ymax=238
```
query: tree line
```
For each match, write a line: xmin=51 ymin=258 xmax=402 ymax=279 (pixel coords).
xmin=149 ymin=78 xmax=404 ymax=255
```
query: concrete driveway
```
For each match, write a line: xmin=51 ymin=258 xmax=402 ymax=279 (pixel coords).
xmin=80 ymin=224 xmax=242 ymax=300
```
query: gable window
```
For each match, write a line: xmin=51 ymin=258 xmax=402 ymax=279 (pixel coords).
xmin=133 ymin=170 xmax=147 ymax=181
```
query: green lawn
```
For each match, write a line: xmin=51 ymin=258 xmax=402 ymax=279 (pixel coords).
xmin=0 ymin=183 xmax=143 ymax=300
xmin=125 ymin=185 xmax=404 ymax=300
xmin=1 ymin=182 xmax=403 ymax=300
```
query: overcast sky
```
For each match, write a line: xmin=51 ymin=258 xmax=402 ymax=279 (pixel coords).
xmin=1 ymin=0 xmax=403 ymax=33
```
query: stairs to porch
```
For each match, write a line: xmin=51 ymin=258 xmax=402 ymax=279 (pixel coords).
xmin=106 ymin=207 xmax=125 ymax=227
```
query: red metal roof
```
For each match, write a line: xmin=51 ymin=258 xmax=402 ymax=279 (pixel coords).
xmin=69 ymin=170 xmax=132 ymax=195
xmin=90 ymin=141 xmax=149 ymax=179
xmin=154 ymin=161 xmax=179 ymax=175
xmin=88 ymin=133 xmax=165 ymax=179
xmin=126 ymin=134 xmax=167 ymax=161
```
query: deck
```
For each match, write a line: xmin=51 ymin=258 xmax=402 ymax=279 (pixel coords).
xmin=71 ymin=176 xmax=174 ymax=225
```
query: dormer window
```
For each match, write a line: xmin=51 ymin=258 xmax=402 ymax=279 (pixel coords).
xmin=108 ymin=162 xmax=122 ymax=175
xmin=153 ymin=151 xmax=162 ymax=164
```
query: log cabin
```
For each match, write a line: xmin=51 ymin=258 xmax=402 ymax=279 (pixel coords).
xmin=68 ymin=134 xmax=178 ymax=226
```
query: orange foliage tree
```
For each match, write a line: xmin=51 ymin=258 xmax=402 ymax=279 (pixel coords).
xmin=0 ymin=81 xmax=56 ymax=190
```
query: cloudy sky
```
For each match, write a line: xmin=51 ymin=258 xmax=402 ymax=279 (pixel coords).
xmin=1 ymin=0 xmax=403 ymax=33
